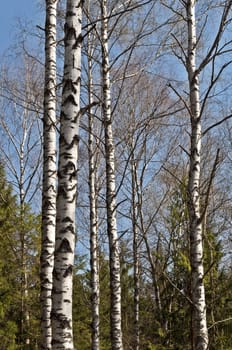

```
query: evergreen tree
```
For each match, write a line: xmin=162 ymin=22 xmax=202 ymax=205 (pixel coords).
xmin=0 ymin=164 xmax=41 ymax=349
xmin=0 ymin=165 xmax=19 ymax=349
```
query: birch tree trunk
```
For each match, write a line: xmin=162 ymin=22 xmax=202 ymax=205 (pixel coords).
xmin=101 ymin=1 xmax=123 ymax=349
xmin=186 ymin=1 xmax=208 ymax=349
xmin=131 ymin=150 xmax=140 ymax=350
xmin=40 ymin=1 xmax=57 ymax=348
xmin=51 ymin=0 xmax=83 ymax=348
xmin=88 ymin=27 xmax=100 ymax=350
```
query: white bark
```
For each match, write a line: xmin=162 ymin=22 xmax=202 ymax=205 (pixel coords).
xmin=88 ymin=28 xmax=100 ymax=350
xmin=51 ymin=0 xmax=83 ymax=348
xmin=186 ymin=1 xmax=208 ymax=349
xmin=41 ymin=1 xmax=57 ymax=348
xmin=131 ymin=152 xmax=140 ymax=350
xmin=101 ymin=1 xmax=123 ymax=349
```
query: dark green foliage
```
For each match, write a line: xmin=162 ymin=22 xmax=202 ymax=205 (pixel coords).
xmin=73 ymin=271 xmax=92 ymax=350
xmin=0 ymin=162 xmax=231 ymax=349
xmin=73 ymin=253 xmax=111 ymax=350
xmin=0 ymin=164 xmax=41 ymax=349
xmin=204 ymin=232 xmax=232 ymax=350
xmin=0 ymin=165 xmax=20 ymax=349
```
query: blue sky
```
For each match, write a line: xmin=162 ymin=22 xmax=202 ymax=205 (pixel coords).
xmin=0 ymin=1 xmax=42 ymax=54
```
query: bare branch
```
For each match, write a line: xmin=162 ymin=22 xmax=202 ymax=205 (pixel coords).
xmin=208 ymin=317 xmax=232 ymax=330
xmin=195 ymin=2 xmax=232 ymax=76
xmin=200 ymin=149 xmax=220 ymax=223
xmin=202 ymin=113 xmax=232 ymax=136
xmin=168 ymin=83 xmax=191 ymax=116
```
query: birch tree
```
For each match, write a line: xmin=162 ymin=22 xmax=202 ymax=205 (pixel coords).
xmin=130 ymin=148 xmax=140 ymax=350
xmin=87 ymin=17 xmax=100 ymax=350
xmin=51 ymin=0 xmax=83 ymax=348
xmin=40 ymin=0 xmax=57 ymax=348
xmin=184 ymin=2 xmax=209 ymax=348
xmin=185 ymin=1 xmax=232 ymax=348
xmin=101 ymin=1 xmax=123 ymax=348
xmin=88 ymin=77 xmax=100 ymax=350
xmin=164 ymin=1 xmax=232 ymax=349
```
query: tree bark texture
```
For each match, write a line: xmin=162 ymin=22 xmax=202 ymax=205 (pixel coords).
xmin=101 ymin=1 xmax=123 ymax=349
xmin=186 ymin=1 xmax=208 ymax=349
xmin=41 ymin=1 xmax=57 ymax=348
xmin=88 ymin=29 xmax=100 ymax=350
xmin=51 ymin=0 xmax=83 ymax=349
xmin=131 ymin=153 xmax=140 ymax=350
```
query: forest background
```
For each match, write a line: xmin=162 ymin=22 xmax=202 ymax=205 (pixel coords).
xmin=0 ymin=1 xmax=232 ymax=350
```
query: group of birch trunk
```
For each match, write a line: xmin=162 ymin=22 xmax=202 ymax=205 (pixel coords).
xmin=38 ymin=0 xmax=232 ymax=350
xmin=41 ymin=0 xmax=123 ymax=348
